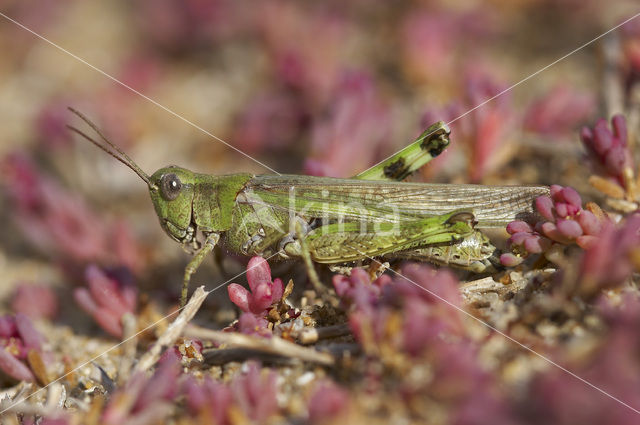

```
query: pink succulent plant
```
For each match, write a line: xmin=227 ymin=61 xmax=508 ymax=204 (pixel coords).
xmin=0 ymin=314 xmax=46 ymax=382
xmin=523 ymin=85 xmax=595 ymax=136
xmin=73 ymin=265 xmax=137 ymax=338
xmin=303 ymin=70 xmax=391 ymax=178
xmin=336 ymin=264 xmax=466 ymax=357
xmin=527 ymin=295 xmax=640 ymax=425
xmin=233 ymin=90 xmax=306 ymax=154
xmin=573 ymin=213 xmax=640 ymax=298
xmin=102 ymin=356 xmax=179 ymax=425
xmin=419 ymin=69 xmax=516 ymax=182
xmin=228 ymin=257 xmax=284 ymax=315
xmin=0 ymin=153 xmax=142 ymax=271
xmin=501 ymin=185 xmax=605 ymax=266
xmin=11 ymin=283 xmax=59 ymax=320
xmin=183 ymin=362 xmax=279 ymax=424
xmin=307 ymin=381 xmax=350 ymax=423
xmin=580 ymin=115 xmax=633 ymax=191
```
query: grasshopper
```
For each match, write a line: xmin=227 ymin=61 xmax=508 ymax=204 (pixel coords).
xmin=67 ymin=108 xmax=549 ymax=306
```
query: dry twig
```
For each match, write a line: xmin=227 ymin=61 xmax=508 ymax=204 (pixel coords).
xmin=296 ymin=324 xmax=351 ymax=344
xmin=134 ymin=286 xmax=208 ymax=373
xmin=184 ymin=325 xmax=334 ymax=366
xmin=118 ymin=312 xmax=137 ymax=384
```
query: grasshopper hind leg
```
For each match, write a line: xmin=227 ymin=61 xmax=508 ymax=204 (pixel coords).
xmin=389 ymin=231 xmax=498 ymax=273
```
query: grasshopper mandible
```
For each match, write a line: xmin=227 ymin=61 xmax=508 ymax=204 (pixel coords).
xmin=67 ymin=108 xmax=549 ymax=306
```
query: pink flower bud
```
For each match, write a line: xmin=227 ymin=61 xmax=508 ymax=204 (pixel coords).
xmin=554 ymin=202 xmax=568 ymax=218
xmin=228 ymin=284 xmax=250 ymax=312
xmin=0 ymin=349 xmax=35 ymax=382
xmin=611 ymin=114 xmax=627 ymax=145
xmin=541 ymin=221 xmax=571 ymax=243
xmin=506 ymin=220 xmax=532 ymax=234
xmin=550 ymin=185 xmax=563 ymax=199
xmin=523 ymin=235 xmax=547 ymax=253
xmin=593 ymin=120 xmax=613 ymax=154
xmin=270 ymin=278 xmax=284 ymax=302
xmin=604 ymin=146 xmax=627 ymax=175
xmin=536 ymin=196 xmax=555 ymax=221
xmin=576 ymin=235 xmax=599 ymax=249
xmin=500 ymin=253 xmax=523 ymax=267
xmin=14 ymin=314 xmax=44 ymax=351
xmin=577 ymin=210 xmax=600 ymax=235
xmin=248 ymin=283 xmax=274 ymax=313
xmin=246 ymin=257 xmax=272 ymax=293
xmin=0 ymin=316 xmax=17 ymax=338
xmin=580 ymin=126 xmax=593 ymax=145
xmin=560 ymin=186 xmax=582 ymax=208
xmin=556 ymin=219 xmax=583 ymax=238
xmin=510 ymin=232 xmax=529 ymax=245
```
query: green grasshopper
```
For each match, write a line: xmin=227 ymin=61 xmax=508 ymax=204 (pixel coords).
xmin=67 ymin=108 xmax=549 ymax=306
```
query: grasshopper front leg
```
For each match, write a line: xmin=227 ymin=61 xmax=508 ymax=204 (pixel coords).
xmin=181 ymin=233 xmax=220 ymax=307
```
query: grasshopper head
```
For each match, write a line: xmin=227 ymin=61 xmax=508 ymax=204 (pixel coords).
xmin=66 ymin=108 xmax=200 ymax=244
xmin=149 ymin=166 xmax=197 ymax=243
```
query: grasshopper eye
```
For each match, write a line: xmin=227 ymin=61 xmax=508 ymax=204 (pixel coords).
xmin=160 ymin=173 xmax=182 ymax=201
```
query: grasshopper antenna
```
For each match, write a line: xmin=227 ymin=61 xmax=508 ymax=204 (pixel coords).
xmin=66 ymin=107 xmax=157 ymax=190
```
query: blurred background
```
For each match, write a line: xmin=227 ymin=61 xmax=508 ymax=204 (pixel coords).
xmin=3 ymin=1 xmax=640 ymax=424
xmin=0 ymin=0 xmax=638 ymax=314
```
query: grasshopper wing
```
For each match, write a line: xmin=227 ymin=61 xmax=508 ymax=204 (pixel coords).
xmin=240 ymin=175 xmax=549 ymax=228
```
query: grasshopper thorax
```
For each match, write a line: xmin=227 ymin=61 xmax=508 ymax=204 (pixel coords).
xmin=149 ymin=166 xmax=198 ymax=244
